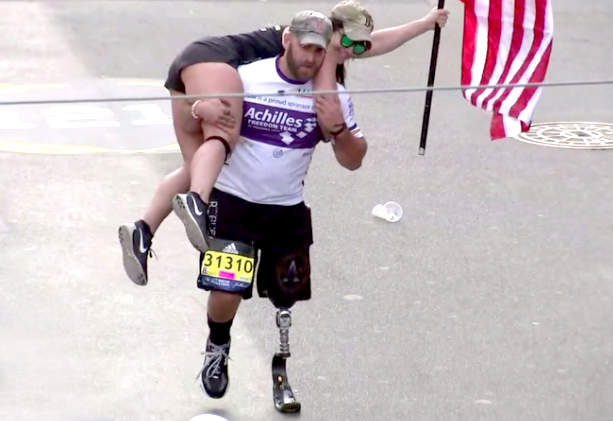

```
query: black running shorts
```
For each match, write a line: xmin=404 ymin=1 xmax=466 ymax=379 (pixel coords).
xmin=197 ymin=188 xmax=314 ymax=303
xmin=164 ymin=26 xmax=286 ymax=93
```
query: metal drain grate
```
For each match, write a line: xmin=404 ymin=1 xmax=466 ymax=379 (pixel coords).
xmin=513 ymin=122 xmax=613 ymax=149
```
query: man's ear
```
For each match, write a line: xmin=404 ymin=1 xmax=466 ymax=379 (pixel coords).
xmin=282 ymin=27 xmax=291 ymax=50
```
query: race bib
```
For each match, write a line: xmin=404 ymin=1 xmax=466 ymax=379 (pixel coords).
xmin=198 ymin=238 xmax=256 ymax=293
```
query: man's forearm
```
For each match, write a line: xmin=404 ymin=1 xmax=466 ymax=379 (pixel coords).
xmin=332 ymin=127 xmax=367 ymax=171
xmin=361 ymin=19 xmax=432 ymax=58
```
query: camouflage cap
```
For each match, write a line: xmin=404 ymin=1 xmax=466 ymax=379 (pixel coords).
xmin=289 ymin=10 xmax=334 ymax=49
xmin=330 ymin=0 xmax=374 ymax=43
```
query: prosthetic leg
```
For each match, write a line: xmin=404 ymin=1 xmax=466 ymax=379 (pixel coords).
xmin=267 ymin=245 xmax=311 ymax=413
xmin=272 ymin=307 xmax=301 ymax=413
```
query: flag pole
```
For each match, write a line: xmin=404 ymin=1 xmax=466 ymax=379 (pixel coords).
xmin=418 ymin=0 xmax=446 ymax=156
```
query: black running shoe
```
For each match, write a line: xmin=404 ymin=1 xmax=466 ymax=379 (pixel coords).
xmin=198 ymin=336 xmax=231 ymax=398
xmin=118 ymin=220 xmax=154 ymax=286
xmin=172 ymin=192 xmax=210 ymax=253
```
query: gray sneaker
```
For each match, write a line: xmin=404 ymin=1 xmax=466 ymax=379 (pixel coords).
xmin=172 ymin=192 xmax=210 ymax=253
xmin=198 ymin=336 xmax=231 ymax=399
xmin=118 ymin=220 xmax=155 ymax=286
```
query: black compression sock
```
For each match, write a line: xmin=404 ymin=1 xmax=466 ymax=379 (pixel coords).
xmin=208 ymin=314 xmax=234 ymax=345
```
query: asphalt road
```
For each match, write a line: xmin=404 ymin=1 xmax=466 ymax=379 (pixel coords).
xmin=1 ymin=1 xmax=612 ymax=421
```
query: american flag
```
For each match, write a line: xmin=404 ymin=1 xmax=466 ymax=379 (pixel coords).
xmin=460 ymin=0 xmax=554 ymax=140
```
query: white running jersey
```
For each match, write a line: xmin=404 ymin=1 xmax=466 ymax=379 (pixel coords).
xmin=214 ymin=57 xmax=363 ymax=206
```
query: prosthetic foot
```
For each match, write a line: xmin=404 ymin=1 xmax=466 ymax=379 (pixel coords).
xmin=271 ymin=308 xmax=301 ymax=413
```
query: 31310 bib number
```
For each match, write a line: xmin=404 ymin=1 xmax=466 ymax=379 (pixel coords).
xmin=202 ymin=250 xmax=254 ymax=282
xmin=198 ymin=238 xmax=256 ymax=293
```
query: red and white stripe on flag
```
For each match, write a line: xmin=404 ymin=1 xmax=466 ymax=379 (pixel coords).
xmin=460 ymin=0 xmax=554 ymax=140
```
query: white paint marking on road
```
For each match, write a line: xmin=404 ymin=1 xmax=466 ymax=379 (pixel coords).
xmin=122 ymin=104 xmax=173 ymax=126
xmin=0 ymin=107 xmax=36 ymax=129
xmin=475 ymin=399 xmax=492 ymax=405
xmin=343 ymin=294 xmax=363 ymax=301
xmin=42 ymin=105 xmax=121 ymax=129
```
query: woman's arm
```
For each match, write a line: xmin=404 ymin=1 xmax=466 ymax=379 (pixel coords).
xmin=313 ymin=35 xmax=344 ymax=139
xmin=359 ymin=8 xmax=450 ymax=59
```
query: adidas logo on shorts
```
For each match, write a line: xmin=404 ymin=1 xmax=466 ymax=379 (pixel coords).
xmin=222 ymin=243 xmax=239 ymax=254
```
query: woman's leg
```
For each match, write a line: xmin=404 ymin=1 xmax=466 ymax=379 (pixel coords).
xmin=141 ymin=166 xmax=190 ymax=234
xmin=119 ymin=63 xmax=243 ymax=284
xmin=171 ymin=62 xmax=244 ymax=253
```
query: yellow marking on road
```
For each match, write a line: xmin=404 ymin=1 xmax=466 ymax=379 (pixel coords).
xmin=0 ymin=84 xmax=70 ymax=93
xmin=0 ymin=140 xmax=115 ymax=154
xmin=138 ymin=144 xmax=180 ymax=152
xmin=0 ymin=140 xmax=179 ymax=155
xmin=117 ymin=81 xmax=165 ymax=87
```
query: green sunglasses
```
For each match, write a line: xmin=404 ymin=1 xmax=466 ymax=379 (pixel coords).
xmin=340 ymin=34 xmax=369 ymax=55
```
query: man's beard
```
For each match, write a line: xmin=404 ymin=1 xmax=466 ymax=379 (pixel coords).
xmin=286 ymin=44 xmax=319 ymax=81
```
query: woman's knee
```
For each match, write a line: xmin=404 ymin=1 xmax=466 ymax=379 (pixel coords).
xmin=175 ymin=127 xmax=204 ymax=164
xmin=159 ymin=166 xmax=191 ymax=195
xmin=169 ymin=165 xmax=191 ymax=185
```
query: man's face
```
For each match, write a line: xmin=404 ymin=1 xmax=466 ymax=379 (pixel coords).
xmin=285 ymin=35 xmax=327 ymax=81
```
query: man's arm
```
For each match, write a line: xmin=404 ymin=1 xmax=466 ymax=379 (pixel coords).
xmin=330 ymin=121 xmax=367 ymax=171
xmin=315 ymin=88 xmax=367 ymax=171
xmin=358 ymin=8 xmax=449 ymax=59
